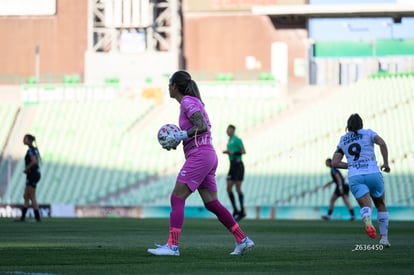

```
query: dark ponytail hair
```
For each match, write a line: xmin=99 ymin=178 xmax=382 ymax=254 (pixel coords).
xmin=25 ymin=134 xmax=42 ymax=163
xmin=170 ymin=71 xmax=204 ymax=105
xmin=346 ymin=113 xmax=363 ymax=135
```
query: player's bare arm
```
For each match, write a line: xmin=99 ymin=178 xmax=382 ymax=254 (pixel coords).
xmin=374 ymin=135 xmax=390 ymax=173
xmin=323 ymin=180 xmax=334 ymax=188
xmin=187 ymin=111 xmax=208 ymax=137
xmin=332 ymin=152 xmax=348 ymax=169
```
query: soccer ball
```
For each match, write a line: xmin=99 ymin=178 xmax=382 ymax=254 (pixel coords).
xmin=157 ymin=123 xmax=181 ymax=150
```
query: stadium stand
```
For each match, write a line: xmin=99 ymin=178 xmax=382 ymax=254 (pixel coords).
xmin=1 ymin=78 xmax=413 ymax=208
xmin=2 ymin=98 xmax=156 ymax=204
xmin=0 ymin=103 xmax=19 ymax=153
xmin=0 ymin=103 xmax=20 ymax=197
xmin=240 ymin=76 xmax=414 ymax=207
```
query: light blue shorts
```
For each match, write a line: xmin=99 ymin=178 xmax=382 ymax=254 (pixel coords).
xmin=348 ymin=172 xmax=384 ymax=199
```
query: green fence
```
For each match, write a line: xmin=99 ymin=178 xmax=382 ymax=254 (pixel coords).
xmin=314 ymin=39 xmax=414 ymax=57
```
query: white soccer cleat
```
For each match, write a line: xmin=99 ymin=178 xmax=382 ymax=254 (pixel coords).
xmin=147 ymin=244 xmax=180 ymax=256
xmin=379 ymin=236 xmax=391 ymax=248
xmin=230 ymin=237 xmax=255 ymax=256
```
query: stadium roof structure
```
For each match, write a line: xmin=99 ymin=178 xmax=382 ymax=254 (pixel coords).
xmin=251 ymin=3 xmax=414 ymax=28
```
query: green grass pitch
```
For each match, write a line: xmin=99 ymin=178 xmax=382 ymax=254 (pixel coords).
xmin=0 ymin=218 xmax=413 ymax=274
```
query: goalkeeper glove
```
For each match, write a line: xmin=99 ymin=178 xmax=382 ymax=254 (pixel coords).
xmin=174 ymin=130 xmax=188 ymax=142
xmin=162 ymin=136 xmax=178 ymax=150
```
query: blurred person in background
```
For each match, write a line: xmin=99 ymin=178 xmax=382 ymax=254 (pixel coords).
xmin=16 ymin=134 xmax=42 ymax=222
xmin=223 ymin=124 xmax=246 ymax=221
xmin=321 ymin=158 xmax=355 ymax=221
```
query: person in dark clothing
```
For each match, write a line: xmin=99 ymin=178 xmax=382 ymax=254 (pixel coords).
xmin=322 ymin=158 xmax=355 ymax=221
xmin=17 ymin=134 xmax=42 ymax=222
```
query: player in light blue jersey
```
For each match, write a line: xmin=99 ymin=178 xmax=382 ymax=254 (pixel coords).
xmin=332 ymin=114 xmax=391 ymax=247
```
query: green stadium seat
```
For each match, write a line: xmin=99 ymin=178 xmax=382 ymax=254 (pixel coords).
xmin=2 ymin=78 xmax=413 ymax=208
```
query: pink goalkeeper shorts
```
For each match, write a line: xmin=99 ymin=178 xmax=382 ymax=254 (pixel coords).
xmin=176 ymin=146 xmax=218 ymax=192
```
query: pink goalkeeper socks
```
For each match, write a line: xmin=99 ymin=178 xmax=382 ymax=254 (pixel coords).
xmin=205 ymin=200 xmax=246 ymax=243
xmin=168 ymin=195 xmax=185 ymax=246
xmin=205 ymin=200 xmax=235 ymax=229
xmin=168 ymin=227 xmax=181 ymax=246
xmin=170 ymin=195 xmax=185 ymax=228
xmin=168 ymin=197 xmax=247 ymax=246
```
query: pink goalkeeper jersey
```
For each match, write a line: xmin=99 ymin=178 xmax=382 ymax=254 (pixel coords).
xmin=179 ymin=95 xmax=213 ymax=154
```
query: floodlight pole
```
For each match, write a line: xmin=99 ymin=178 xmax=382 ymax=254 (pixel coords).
xmin=35 ymin=43 xmax=40 ymax=83
xmin=371 ymin=38 xmax=376 ymax=58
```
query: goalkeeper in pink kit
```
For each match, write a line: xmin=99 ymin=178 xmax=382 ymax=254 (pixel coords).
xmin=147 ymin=71 xmax=254 ymax=256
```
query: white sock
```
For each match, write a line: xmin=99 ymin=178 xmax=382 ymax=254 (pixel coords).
xmin=377 ymin=211 xmax=389 ymax=239
xmin=360 ymin=207 xmax=372 ymax=223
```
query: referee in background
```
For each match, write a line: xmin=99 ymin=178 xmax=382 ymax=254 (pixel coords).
xmin=223 ymin=125 xmax=246 ymax=221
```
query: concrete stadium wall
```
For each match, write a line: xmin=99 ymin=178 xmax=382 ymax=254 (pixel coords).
xmin=184 ymin=14 xmax=308 ymax=83
xmin=0 ymin=1 xmax=307 ymax=84
xmin=84 ymin=51 xmax=179 ymax=85
xmin=0 ymin=0 xmax=87 ymax=81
